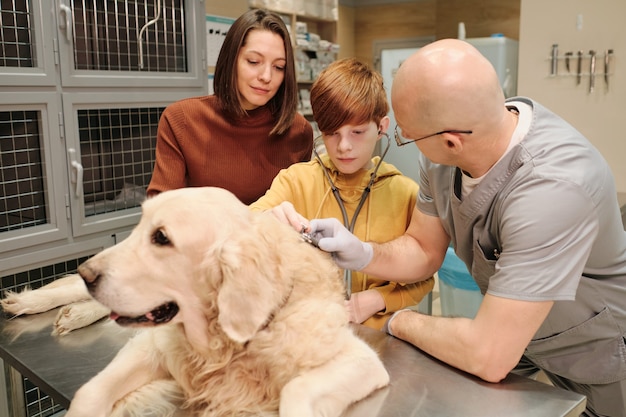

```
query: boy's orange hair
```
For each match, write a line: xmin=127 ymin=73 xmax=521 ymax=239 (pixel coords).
xmin=310 ymin=58 xmax=389 ymax=134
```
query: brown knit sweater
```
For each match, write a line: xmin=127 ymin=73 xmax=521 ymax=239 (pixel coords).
xmin=147 ymin=95 xmax=313 ymax=205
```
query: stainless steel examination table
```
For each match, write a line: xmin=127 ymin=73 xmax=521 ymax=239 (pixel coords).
xmin=0 ymin=309 xmax=586 ymax=417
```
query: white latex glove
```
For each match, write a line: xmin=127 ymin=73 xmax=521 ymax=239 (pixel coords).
xmin=381 ymin=309 xmax=413 ymax=337
xmin=309 ymin=218 xmax=373 ymax=271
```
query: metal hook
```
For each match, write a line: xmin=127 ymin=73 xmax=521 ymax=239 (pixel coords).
xmin=138 ymin=0 xmax=163 ymax=69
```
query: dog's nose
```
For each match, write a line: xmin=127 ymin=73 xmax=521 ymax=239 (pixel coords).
xmin=77 ymin=262 xmax=100 ymax=291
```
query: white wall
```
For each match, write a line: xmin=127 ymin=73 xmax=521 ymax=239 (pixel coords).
xmin=518 ymin=0 xmax=625 ymax=192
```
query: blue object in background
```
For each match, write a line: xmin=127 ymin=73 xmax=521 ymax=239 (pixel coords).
xmin=438 ymin=247 xmax=480 ymax=291
xmin=437 ymin=247 xmax=483 ymax=318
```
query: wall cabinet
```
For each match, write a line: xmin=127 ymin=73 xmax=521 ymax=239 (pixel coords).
xmin=0 ymin=1 xmax=207 ymax=416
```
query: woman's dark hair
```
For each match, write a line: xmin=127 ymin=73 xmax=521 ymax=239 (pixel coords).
xmin=213 ymin=9 xmax=298 ymax=136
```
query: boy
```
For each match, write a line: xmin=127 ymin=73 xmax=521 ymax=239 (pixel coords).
xmin=250 ymin=58 xmax=433 ymax=329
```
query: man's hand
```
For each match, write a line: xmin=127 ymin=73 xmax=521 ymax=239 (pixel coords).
xmin=309 ymin=218 xmax=373 ymax=270
xmin=381 ymin=309 xmax=413 ymax=337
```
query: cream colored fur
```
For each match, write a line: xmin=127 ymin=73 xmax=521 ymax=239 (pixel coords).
xmin=1 ymin=274 xmax=110 ymax=335
xmin=55 ymin=187 xmax=388 ymax=417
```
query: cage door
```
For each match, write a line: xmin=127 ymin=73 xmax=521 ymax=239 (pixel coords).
xmin=0 ymin=93 xmax=69 ymax=255
xmin=54 ymin=0 xmax=206 ymax=88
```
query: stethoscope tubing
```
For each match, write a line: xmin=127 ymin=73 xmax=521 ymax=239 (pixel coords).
xmin=312 ymin=133 xmax=392 ymax=299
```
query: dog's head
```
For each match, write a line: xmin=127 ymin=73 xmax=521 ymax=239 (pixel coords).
xmin=78 ymin=187 xmax=316 ymax=350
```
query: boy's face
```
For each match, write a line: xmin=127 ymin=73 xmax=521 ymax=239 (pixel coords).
xmin=322 ymin=121 xmax=381 ymax=175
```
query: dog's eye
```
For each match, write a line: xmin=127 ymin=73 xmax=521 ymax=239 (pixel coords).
xmin=151 ymin=228 xmax=171 ymax=246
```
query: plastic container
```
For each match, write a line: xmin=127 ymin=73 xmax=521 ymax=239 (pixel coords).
xmin=437 ymin=247 xmax=483 ymax=318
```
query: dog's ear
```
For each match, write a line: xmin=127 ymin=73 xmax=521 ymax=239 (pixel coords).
xmin=215 ymin=214 xmax=292 ymax=343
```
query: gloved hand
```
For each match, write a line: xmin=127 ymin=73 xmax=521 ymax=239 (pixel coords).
xmin=309 ymin=218 xmax=373 ymax=271
xmin=381 ymin=309 xmax=412 ymax=337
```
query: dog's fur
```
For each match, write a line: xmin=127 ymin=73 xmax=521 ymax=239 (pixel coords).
xmin=9 ymin=187 xmax=389 ymax=417
xmin=1 ymin=275 xmax=110 ymax=335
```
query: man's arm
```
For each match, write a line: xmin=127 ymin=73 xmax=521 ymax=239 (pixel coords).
xmin=389 ymin=294 xmax=554 ymax=382
xmin=310 ymin=206 xmax=450 ymax=283
xmin=364 ymin=207 xmax=450 ymax=282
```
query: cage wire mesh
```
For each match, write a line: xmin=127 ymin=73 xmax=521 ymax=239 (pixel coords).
xmin=1 ymin=255 xmax=91 ymax=417
xmin=24 ymin=377 xmax=64 ymax=417
xmin=0 ymin=0 xmax=36 ymax=68
xmin=71 ymin=0 xmax=187 ymax=72
xmin=78 ymin=106 xmax=162 ymax=217
xmin=0 ymin=110 xmax=47 ymax=233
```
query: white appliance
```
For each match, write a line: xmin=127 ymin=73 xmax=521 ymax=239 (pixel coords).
xmin=380 ymin=37 xmax=519 ymax=183
xmin=465 ymin=36 xmax=519 ymax=98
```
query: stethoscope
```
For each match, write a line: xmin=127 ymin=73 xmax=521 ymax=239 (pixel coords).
xmin=312 ymin=131 xmax=392 ymax=299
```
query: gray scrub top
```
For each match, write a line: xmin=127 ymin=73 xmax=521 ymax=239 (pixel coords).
xmin=418 ymin=97 xmax=626 ymax=384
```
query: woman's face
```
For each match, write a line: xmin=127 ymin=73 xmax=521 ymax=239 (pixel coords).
xmin=236 ymin=29 xmax=287 ymax=110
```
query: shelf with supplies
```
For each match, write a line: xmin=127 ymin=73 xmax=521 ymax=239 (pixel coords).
xmin=292 ymin=12 xmax=338 ymax=118
xmin=248 ymin=0 xmax=338 ymax=50
xmin=546 ymin=45 xmax=615 ymax=93
xmin=248 ymin=0 xmax=338 ymax=22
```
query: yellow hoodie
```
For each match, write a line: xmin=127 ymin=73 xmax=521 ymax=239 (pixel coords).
xmin=250 ymin=153 xmax=434 ymax=329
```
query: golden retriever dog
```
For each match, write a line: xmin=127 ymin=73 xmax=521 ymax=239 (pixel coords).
xmin=43 ymin=187 xmax=389 ymax=417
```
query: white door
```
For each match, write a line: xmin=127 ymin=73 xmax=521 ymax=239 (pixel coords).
xmin=381 ymin=47 xmax=432 ymax=313
xmin=380 ymin=47 xmax=421 ymax=183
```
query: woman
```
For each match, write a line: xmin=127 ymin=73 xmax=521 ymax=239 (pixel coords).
xmin=147 ymin=9 xmax=313 ymax=204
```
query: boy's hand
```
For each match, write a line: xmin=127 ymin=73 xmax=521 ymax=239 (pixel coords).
xmin=345 ymin=289 xmax=385 ymax=324
xmin=309 ymin=218 xmax=373 ymax=271
xmin=270 ymin=201 xmax=310 ymax=232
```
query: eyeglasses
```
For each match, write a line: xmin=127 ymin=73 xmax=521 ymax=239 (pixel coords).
xmin=394 ymin=125 xmax=473 ymax=147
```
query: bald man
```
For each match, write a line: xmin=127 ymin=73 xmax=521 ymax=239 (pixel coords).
xmin=309 ymin=39 xmax=626 ymax=417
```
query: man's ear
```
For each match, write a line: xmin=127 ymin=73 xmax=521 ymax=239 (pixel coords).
xmin=444 ymin=131 xmax=465 ymax=151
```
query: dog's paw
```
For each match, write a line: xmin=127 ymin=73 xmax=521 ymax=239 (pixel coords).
xmin=65 ymin=390 xmax=108 ymax=417
xmin=1 ymin=289 xmax=42 ymax=316
xmin=279 ymin=377 xmax=320 ymax=417
xmin=53 ymin=300 xmax=111 ymax=336
xmin=109 ymin=379 xmax=185 ymax=417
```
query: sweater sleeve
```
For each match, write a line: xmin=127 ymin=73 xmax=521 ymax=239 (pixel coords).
xmin=376 ymin=277 xmax=435 ymax=314
xmin=249 ymin=167 xmax=300 ymax=211
xmin=362 ymin=277 xmax=435 ymax=330
xmin=147 ymin=106 xmax=187 ymax=197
